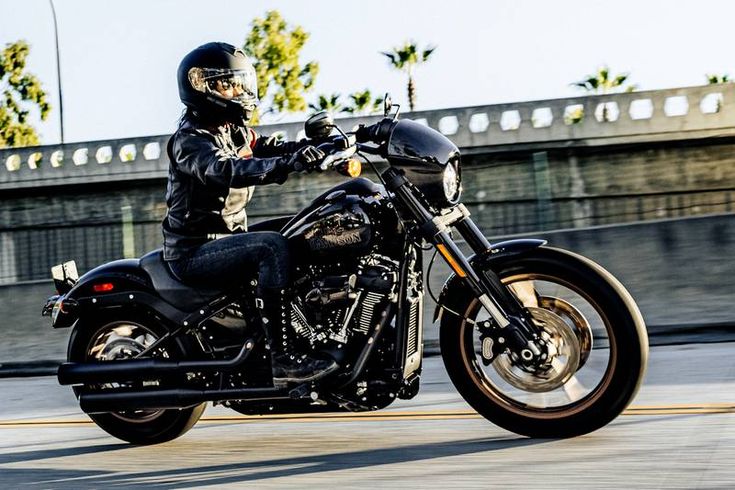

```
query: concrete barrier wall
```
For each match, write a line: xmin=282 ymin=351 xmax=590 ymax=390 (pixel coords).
xmin=530 ymin=213 xmax=735 ymax=326
xmin=4 ymin=84 xmax=735 ymax=191
xmin=0 ymin=281 xmax=69 ymax=362
xmin=1 ymin=213 xmax=733 ymax=363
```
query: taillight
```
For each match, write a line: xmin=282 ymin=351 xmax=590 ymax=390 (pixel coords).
xmin=92 ymin=282 xmax=115 ymax=292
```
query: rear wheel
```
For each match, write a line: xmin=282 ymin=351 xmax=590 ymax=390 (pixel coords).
xmin=68 ymin=310 xmax=206 ymax=445
xmin=440 ymin=247 xmax=648 ymax=438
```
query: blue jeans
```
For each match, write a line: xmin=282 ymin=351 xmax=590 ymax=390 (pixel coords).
xmin=168 ymin=232 xmax=290 ymax=290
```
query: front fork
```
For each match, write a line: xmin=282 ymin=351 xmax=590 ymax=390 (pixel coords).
xmin=384 ymin=168 xmax=545 ymax=363
xmin=451 ymin=216 xmax=546 ymax=362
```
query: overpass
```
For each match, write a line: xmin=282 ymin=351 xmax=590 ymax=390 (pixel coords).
xmin=1 ymin=84 xmax=734 ymax=363
xmin=2 ymin=84 xmax=734 ymax=190
xmin=1 ymin=84 xmax=735 ymax=284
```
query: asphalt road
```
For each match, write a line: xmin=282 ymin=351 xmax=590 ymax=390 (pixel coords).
xmin=0 ymin=342 xmax=733 ymax=489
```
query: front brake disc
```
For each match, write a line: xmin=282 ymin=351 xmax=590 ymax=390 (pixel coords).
xmin=538 ymin=296 xmax=593 ymax=369
xmin=492 ymin=306 xmax=580 ymax=393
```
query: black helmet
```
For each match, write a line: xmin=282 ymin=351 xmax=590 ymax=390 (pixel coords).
xmin=177 ymin=42 xmax=258 ymax=124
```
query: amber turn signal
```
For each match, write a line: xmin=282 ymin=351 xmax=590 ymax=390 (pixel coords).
xmin=336 ymin=159 xmax=362 ymax=178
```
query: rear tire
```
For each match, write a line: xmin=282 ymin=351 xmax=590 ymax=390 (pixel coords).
xmin=440 ymin=247 xmax=648 ymax=438
xmin=68 ymin=309 xmax=206 ymax=445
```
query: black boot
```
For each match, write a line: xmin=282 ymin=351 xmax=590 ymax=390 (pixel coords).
xmin=258 ymin=287 xmax=338 ymax=384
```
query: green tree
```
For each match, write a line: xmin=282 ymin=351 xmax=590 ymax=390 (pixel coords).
xmin=572 ymin=65 xmax=635 ymax=122
xmin=308 ymin=93 xmax=343 ymax=114
xmin=343 ymin=89 xmax=383 ymax=116
xmin=572 ymin=65 xmax=636 ymax=94
xmin=381 ymin=41 xmax=435 ymax=112
xmin=706 ymin=74 xmax=730 ymax=84
xmin=243 ymin=10 xmax=318 ymax=124
xmin=0 ymin=40 xmax=51 ymax=148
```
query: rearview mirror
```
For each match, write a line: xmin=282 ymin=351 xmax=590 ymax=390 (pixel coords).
xmin=383 ymin=94 xmax=393 ymax=117
xmin=305 ymin=111 xmax=334 ymax=139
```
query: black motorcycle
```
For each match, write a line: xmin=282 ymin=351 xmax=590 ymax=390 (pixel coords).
xmin=43 ymin=99 xmax=648 ymax=445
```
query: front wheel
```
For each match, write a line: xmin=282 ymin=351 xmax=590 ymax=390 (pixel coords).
xmin=440 ymin=246 xmax=648 ymax=438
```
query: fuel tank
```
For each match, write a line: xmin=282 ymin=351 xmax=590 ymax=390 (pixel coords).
xmin=281 ymin=178 xmax=396 ymax=262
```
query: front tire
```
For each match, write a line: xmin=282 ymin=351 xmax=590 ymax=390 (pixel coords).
xmin=67 ymin=310 xmax=206 ymax=445
xmin=440 ymin=247 xmax=648 ymax=438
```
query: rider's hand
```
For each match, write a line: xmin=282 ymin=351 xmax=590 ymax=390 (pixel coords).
xmin=287 ymin=145 xmax=326 ymax=173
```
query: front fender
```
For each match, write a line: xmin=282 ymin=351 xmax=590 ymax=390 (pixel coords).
xmin=432 ymin=239 xmax=546 ymax=322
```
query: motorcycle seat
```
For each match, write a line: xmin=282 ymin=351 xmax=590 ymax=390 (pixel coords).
xmin=139 ymin=250 xmax=227 ymax=312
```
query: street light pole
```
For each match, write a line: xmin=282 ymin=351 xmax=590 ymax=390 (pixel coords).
xmin=49 ymin=0 xmax=64 ymax=144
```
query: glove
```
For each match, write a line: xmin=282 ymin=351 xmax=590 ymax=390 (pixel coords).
xmin=287 ymin=145 xmax=325 ymax=173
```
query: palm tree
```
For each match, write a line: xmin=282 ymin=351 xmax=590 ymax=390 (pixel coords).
xmin=706 ymin=74 xmax=730 ymax=84
xmin=572 ymin=66 xmax=636 ymax=121
xmin=308 ymin=93 xmax=343 ymax=115
xmin=573 ymin=65 xmax=636 ymax=94
xmin=343 ymin=89 xmax=384 ymax=116
xmin=381 ymin=41 xmax=436 ymax=111
xmin=705 ymin=75 xmax=729 ymax=112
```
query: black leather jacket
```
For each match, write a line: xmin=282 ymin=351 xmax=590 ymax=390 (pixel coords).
xmin=162 ymin=114 xmax=302 ymax=261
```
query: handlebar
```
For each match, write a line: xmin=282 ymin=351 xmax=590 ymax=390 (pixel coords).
xmin=354 ymin=118 xmax=395 ymax=145
xmin=356 ymin=143 xmax=381 ymax=155
xmin=306 ymin=117 xmax=395 ymax=172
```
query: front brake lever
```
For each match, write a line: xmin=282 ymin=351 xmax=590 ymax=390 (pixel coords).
xmin=319 ymin=145 xmax=357 ymax=171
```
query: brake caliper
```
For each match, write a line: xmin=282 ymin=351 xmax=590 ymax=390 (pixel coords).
xmin=476 ymin=319 xmax=506 ymax=366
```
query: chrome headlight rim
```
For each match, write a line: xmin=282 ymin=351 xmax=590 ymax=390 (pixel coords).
xmin=442 ymin=162 xmax=462 ymax=204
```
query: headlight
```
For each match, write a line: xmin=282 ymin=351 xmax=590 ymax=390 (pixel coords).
xmin=442 ymin=163 xmax=461 ymax=203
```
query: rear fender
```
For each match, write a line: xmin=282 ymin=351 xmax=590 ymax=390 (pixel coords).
xmin=51 ymin=260 xmax=185 ymax=328
xmin=432 ymin=239 xmax=546 ymax=322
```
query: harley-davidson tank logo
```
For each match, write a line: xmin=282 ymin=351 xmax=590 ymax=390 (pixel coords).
xmin=307 ymin=229 xmax=363 ymax=250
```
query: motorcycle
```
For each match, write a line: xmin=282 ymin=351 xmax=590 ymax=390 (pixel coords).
xmin=43 ymin=97 xmax=648 ymax=445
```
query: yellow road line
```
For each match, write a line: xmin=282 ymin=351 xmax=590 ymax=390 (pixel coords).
xmin=0 ymin=404 xmax=733 ymax=428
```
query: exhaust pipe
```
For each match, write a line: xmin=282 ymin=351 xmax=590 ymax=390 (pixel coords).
xmin=79 ymin=387 xmax=288 ymax=413
xmin=58 ymin=340 xmax=255 ymax=386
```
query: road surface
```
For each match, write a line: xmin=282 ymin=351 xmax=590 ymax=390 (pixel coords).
xmin=0 ymin=342 xmax=733 ymax=488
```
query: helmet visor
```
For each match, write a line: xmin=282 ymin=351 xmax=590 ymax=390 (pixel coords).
xmin=188 ymin=66 xmax=258 ymax=104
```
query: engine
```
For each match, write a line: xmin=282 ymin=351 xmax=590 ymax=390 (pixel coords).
xmin=290 ymin=254 xmax=398 ymax=352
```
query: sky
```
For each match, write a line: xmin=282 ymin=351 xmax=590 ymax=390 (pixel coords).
xmin=1 ymin=0 xmax=734 ymax=144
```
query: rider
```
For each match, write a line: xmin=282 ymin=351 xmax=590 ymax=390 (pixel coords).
xmin=163 ymin=41 xmax=336 ymax=383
